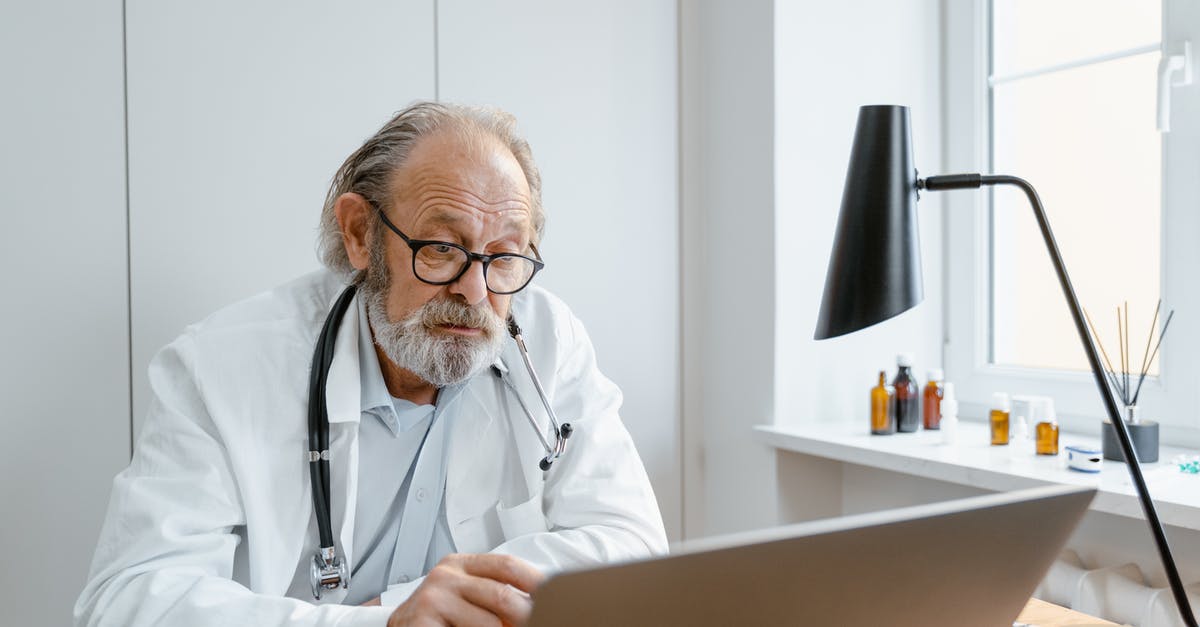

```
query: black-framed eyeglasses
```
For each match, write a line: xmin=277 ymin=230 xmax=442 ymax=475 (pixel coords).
xmin=375 ymin=206 xmax=545 ymax=295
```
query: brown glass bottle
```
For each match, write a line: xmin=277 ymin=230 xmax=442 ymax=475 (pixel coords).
xmin=871 ymin=371 xmax=894 ymax=435
xmin=1035 ymin=397 xmax=1059 ymax=455
xmin=892 ymin=354 xmax=920 ymax=433
xmin=923 ymin=369 xmax=944 ymax=430
xmin=990 ymin=392 xmax=1011 ymax=446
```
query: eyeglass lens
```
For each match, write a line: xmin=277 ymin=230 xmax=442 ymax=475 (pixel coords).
xmin=414 ymin=244 xmax=536 ymax=294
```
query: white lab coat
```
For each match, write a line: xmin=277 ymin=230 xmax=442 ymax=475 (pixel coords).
xmin=75 ymin=270 xmax=668 ymax=627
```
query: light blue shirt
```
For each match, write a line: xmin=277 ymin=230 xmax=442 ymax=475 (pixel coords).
xmin=344 ymin=297 xmax=459 ymax=605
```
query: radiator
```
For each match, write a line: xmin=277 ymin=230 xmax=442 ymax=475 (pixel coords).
xmin=1035 ymin=550 xmax=1200 ymax=626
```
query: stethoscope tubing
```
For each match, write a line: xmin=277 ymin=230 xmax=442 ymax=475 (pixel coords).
xmin=307 ymin=283 xmax=357 ymax=552
xmin=306 ymin=284 xmax=572 ymax=597
xmin=513 ymin=333 xmax=564 ymax=451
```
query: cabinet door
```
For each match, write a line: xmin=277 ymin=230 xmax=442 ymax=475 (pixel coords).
xmin=438 ymin=0 xmax=681 ymax=539
xmin=126 ymin=0 xmax=436 ymax=434
xmin=0 ymin=1 xmax=130 ymax=625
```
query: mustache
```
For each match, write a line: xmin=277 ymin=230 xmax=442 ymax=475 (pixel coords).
xmin=418 ymin=298 xmax=504 ymax=333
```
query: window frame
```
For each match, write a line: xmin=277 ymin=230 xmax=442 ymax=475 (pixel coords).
xmin=942 ymin=0 xmax=1200 ymax=445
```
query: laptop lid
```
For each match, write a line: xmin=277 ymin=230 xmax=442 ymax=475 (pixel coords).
xmin=528 ymin=484 xmax=1095 ymax=627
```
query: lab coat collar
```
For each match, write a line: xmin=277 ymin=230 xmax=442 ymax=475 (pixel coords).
xmin=323 ymin=288 xmax=364 ymax=425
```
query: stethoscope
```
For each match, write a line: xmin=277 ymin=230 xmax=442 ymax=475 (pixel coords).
xmin=307 ymin=284 xmax=572 ymax=599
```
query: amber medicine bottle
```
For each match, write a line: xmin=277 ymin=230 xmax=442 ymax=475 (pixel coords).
xmin=990 ymin=392 xmax=1011 ymax=446
xmin=923 ymin=368 xmax=944 ymax=430
xmin=1035 ymin=397 xmax=1059 ymax=455
xmin=870 ymin=371 xmax=894 ymax=435
xmin=892 ymin=354 xmax=920 ymax=433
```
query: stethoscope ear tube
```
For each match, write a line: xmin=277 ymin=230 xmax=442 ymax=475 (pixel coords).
xmin=506 ymin=314 xmax=573 ymax=470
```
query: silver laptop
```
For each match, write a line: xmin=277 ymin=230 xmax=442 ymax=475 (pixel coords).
xmin=528 ymin=484 xmax=1094 ymax=627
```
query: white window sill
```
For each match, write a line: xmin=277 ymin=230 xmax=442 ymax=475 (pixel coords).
xmin=754 ymin=420 xmax=1200 ymax=532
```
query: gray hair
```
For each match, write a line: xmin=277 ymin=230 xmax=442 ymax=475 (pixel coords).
xmin=318 ymin=101 xmax=544 ymax=280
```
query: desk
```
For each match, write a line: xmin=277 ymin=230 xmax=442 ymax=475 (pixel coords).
xmin=755 ymin=421 xmax=1200 ymax=530
xmin=757 ymin=420 xmax=1200 ymax=627
xmin=1018 ymin=598 xmax=1116 ymax=626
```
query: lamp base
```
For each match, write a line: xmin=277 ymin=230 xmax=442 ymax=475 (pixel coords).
xmin=1101 ymin=420 xmax=1160 ymax=463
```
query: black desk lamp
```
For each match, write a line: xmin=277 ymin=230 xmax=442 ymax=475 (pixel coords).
xmin=815 ymin=104 xmax=1196 ymax=626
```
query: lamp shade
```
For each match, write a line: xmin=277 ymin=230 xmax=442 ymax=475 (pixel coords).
xmin=814 ymin=104 xmax=923 ymax=340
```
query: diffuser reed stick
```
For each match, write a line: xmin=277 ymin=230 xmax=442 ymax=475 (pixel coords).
xmin=1133 ymin=310 xmax=1174 ymax=405
xmin=1084 ymin=300 xmax=1175 ymax=410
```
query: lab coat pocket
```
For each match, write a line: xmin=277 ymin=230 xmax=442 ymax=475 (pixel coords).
xmin=452 ymin=511 xmax=503 ymax=555
xmin=496 ymin=492 xmax=548 ymax=541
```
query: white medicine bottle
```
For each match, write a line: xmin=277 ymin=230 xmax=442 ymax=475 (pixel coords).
xmin=941 ymin=383 xmax=959 ymax=445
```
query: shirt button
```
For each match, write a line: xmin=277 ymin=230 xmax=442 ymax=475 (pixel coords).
xmin=399 ymin=575 xmax=410 ymax=583
xmin=415 ymin=488 xmax=427 ymax=502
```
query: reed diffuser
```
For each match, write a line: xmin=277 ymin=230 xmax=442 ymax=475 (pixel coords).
xmin=1084 ymin=300 xmax=1174 ymax=463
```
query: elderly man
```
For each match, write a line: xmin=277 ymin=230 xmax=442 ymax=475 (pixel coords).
xmin=75 ymin=102 xmax=667 ymax=627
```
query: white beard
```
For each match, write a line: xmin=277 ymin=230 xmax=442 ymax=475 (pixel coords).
xmin=364 ymin=287 xmax=507 ymax=387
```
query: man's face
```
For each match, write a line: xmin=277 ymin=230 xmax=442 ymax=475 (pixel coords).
xmin=363 ymin=130 xmax=535 ymax=386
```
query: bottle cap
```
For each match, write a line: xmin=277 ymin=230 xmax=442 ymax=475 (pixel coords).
xmin=927 ymin=368 xmax=944 ymax=382
xmin=992 ymin=392 xmax=1011 ymax=412
xmin=1038 ymin=397 xmax=1057 ymax=424
xmin=897 ymin=353 xmax=914 ymax=367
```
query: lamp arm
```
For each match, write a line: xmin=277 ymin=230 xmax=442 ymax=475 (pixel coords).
xmin=919 ymin=172 xmax=1197 ymax=626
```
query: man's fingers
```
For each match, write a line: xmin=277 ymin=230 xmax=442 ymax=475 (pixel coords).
xmin=456 ymin=578 xmax=534 ymax=627
xmin=387 ymin=554 xmax=543 ymax=627
xmin=415 ymin=586 xmax=504 ymax=624
xmin=456 ymin=553 xmax=545 ymax=594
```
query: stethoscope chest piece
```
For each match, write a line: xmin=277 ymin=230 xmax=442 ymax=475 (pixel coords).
xmin=310 ymin=547 xmax=349 ymax=600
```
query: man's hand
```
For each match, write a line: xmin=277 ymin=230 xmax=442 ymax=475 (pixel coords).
xmin=386 ymin=553 xmax=544 ymax=627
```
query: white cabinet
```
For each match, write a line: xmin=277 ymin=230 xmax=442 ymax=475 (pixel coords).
xmin=125 ymin=0 xmax=437 ymax=432
xmin=0 ymin=2 xmax=131 ymax=626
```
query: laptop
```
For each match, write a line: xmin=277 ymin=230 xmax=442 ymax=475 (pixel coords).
xmin=528 ymin=484 xmax=1095 ymax=627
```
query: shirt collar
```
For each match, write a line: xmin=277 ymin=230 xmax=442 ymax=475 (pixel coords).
xmin=356 ymin=297 xmax=401 ymax=428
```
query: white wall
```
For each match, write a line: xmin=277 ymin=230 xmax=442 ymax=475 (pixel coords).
xmin=0 ymin=2 xmax=131 ymax=626
xmin=773 ymin=0 xmax=945 ymax=439
xmin=678 ymin=0 xmax=944 ymax=539
xmin=437 ymin=0 xmax=681 ymax=539
xmin=681 ymin=0 xmax=779 ymax=537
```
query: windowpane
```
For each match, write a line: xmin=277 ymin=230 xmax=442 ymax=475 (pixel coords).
xmin=990 ymin=52 xmax=1161 ymax=373
xmin=992 ymin=1 xmax=1160 ymax=77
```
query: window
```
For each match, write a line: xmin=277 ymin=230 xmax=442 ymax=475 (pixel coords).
xmin=990 ymin=1 xmax=1161 ymax=373
xmin=944 ymin=0 xmax=1200 ymax=439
